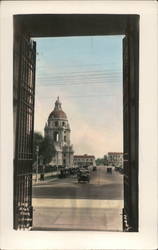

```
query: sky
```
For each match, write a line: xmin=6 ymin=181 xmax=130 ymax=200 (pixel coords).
xmin=34 ymin=35 xmax=123 ymax=158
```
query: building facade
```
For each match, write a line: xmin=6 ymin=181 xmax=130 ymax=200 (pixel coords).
xmin=74 ymin=154 xmax=96 ymax=168
xmin=44 ymin=97 xmax=74 ymax=168
xmin=107 ymin=152 xmax=123 ymax=167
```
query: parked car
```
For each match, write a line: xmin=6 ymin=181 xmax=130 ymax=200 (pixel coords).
xmin=107 ymin=167 xmax=112 ymax=173
xmin=118 ymin=167 xmax=124 ymax=174
xmin=69 ymin=167 xmax=77 ymax=175
xmin=58 ymin=169 xmax=66 ymax=178
xmin=115 ymin=166 xmax=119 ymax=171
xmin=77 ymin=169 xmax=90 ymax=183
xmin=58 ymin=168 xmax=70 ymax=178
xmin=82 ymin=165 xmax=90 ymax=171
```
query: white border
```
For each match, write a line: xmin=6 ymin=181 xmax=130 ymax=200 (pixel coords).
xmin=0 ymin=1 xmax=157 ymax=249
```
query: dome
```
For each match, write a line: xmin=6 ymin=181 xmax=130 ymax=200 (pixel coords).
xmin=48 ymin=97 xmax=67 ymax=120
xmin=49 ymin=110 xmax=67 ymax=119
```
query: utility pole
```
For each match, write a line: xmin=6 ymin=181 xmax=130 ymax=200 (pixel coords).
xmin=56 ymin=152 xmax=58 ymax=174
xmin=36 ymin=146 xmax=39 ymax=183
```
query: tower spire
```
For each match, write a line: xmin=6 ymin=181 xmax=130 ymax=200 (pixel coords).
xmin=54 ymin=96 xmax=62 ymax=111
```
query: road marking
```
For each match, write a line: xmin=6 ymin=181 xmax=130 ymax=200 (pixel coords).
xmin=32 ymin=198 xmax=123 ymax=209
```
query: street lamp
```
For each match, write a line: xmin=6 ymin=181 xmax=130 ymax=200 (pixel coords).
xmin=36 ymin=146 xmax=39 ymax=183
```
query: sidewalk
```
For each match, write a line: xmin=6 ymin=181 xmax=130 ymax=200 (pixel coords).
xmin=32 ymin=199 xmax=123 ymax=231
xmin=32 ymin=175 xmax=58 ymax=185
xmin=32 ymin=206 xmax=123 ymax=231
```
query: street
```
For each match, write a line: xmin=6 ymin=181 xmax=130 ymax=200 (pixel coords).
xmin=32 ymin=165 xmax=123 ymax=231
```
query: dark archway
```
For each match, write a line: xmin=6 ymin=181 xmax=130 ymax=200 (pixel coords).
xmin=13 ymin=14 xmax=139 ymax=231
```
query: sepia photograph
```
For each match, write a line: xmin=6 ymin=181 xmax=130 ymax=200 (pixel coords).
xmin=32 ymin=35 xmax=124 ymax=231
xmin=13 ymin=14 xmax=139 ymax=232
xmin=0 ymin=1 xmax=157 ymax=250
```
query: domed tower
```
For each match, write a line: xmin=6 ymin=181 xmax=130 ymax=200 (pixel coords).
xmin=44 ymin=97 xmax=74 ymax=168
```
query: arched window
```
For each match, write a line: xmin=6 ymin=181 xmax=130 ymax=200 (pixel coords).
xmin=54 ymin=132 xmax=59 ymax=142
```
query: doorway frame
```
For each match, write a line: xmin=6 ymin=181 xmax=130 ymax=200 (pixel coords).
xmin=13 ymin=14 xmax=139 ymax=231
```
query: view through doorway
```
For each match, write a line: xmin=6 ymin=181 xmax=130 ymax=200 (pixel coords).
xmin=32 ymin=35 xmax=124 ymax=231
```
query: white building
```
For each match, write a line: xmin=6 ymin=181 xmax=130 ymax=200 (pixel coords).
xmin=74 ymin=154 xmax=96 ymax=168
xmin=44 ymin=97 xmax=74 ymax=168
xmin=107 ymin=152 xmax=123 ymax=167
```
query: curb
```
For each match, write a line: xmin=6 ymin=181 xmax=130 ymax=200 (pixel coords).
xmin=32 ymin=177 xmax=58 ymax=186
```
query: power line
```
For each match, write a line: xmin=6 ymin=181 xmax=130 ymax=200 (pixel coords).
xmin=37 ymin=70 xmax=121 ymax=76
xmin=36 ymin=80 xmax=122 ymax=87
xmin=37 ymin=94 xmax=122 ymax=99
xmin=36 ymin=72 xmax=121 ymax=77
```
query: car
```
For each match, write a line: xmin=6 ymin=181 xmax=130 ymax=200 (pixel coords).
xmin=58 ymin=169 xmax=66 ymax=178
xmin=77 ymin=169 xmax=90 ymax=183
xmin=82 ymin=165 xmax=90 ymax=171
xmin=118 ymin=167 xmax=124 ymax=174
xmin=107 ymin=167 xmax=112 ymax=173
xmin=93 ymin=166 xmax=97 ymax=171
xmin=58 ymin=168 xmax=70 ymax=178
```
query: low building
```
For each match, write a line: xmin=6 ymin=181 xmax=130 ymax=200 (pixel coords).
xmin=107 ymin=152 xmax=123 ymax=167
xmin=74 ymin=154 xmax=96 ymax=168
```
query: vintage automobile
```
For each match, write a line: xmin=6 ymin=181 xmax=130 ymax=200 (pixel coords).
xmin=71 ymin=167 xmax=78 ymax=175
xmin=93 ymin=166 xmax=97 ymax=171
xmin=77 ymin=169 xmax=90 ymax=183
xmin=82 ymin=165 xmax=90 ymax=171
xmin=118 ymin=167 xmax=124 ymax=174
xmin=107 ymin=167 xmax=112 ymax=173
xmin=58 ymin=168 xmax=70 ymax=178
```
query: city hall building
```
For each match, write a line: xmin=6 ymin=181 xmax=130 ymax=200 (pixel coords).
xmin=44 ymin=97 xmax=74 ymax=168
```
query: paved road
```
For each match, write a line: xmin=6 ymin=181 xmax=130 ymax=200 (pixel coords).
xmin=32 ymin=165 xmax=123 ymax=200
xmin=32 ymin=165 xmax=123 ymax=231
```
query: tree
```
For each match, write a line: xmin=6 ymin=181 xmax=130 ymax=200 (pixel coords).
xmin=33 ymin=132 xmax=44 ymax=162
xmin=95 ymin=158 xmax=105 ymax=166
xmin=104 ymin=155 xmax=108 ymax=165
xmin=39 ymin=136 xmax=56 ymax=164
